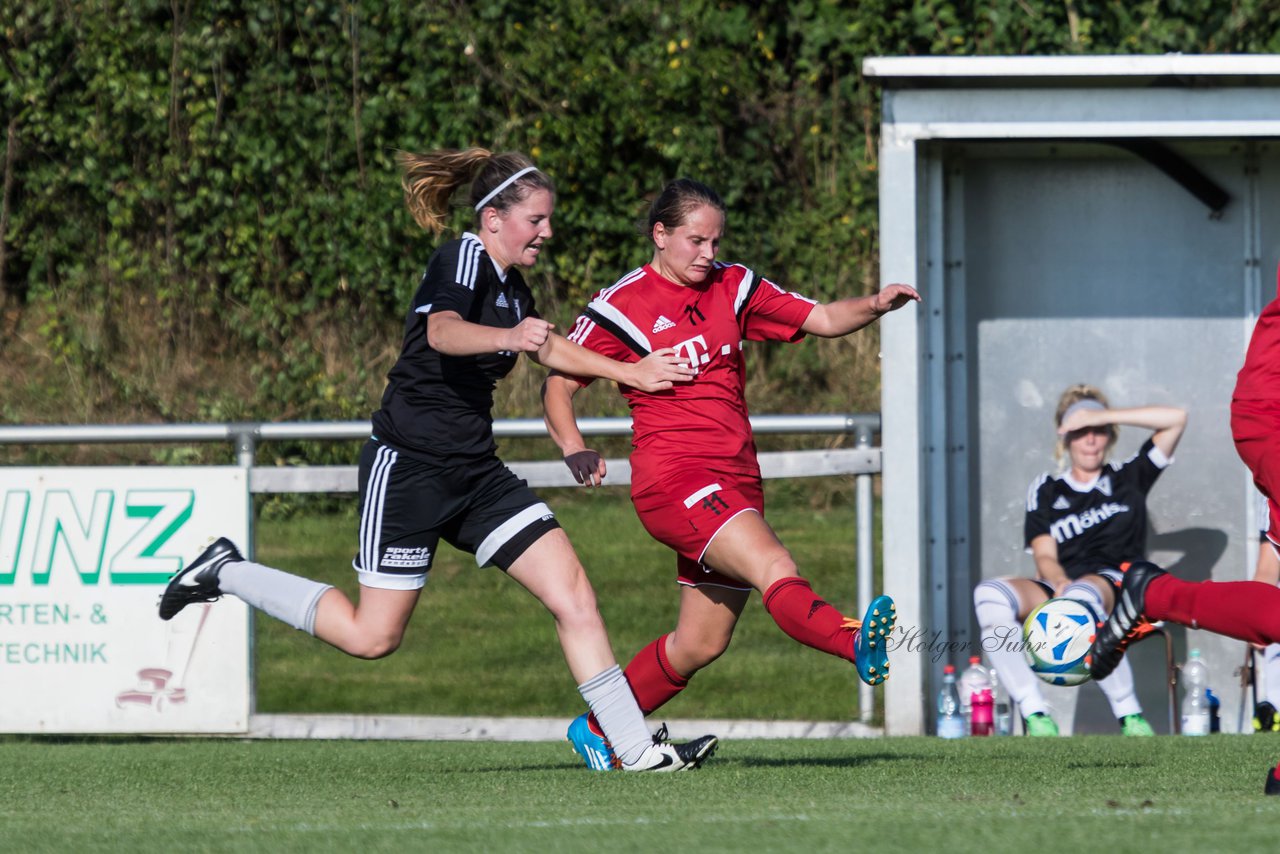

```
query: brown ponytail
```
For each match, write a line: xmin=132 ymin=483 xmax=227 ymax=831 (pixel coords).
xmin=396 ymin=148 xmax=554 ymax=234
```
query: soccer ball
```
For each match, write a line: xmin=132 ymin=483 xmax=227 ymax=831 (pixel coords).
xmin=1022 ymin=597 xmax=1098 ymax=686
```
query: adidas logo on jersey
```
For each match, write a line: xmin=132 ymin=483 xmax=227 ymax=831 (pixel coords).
xmin=495 ymin=292 xmax=510 ymax=309
xmin=652 ymin=315 xmax=676 ymax=333
xmin=1053 ymin=496 xmax=1071 ymax=510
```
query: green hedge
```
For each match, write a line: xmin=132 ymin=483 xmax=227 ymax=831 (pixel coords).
xmin=2 ymin=1 xmax=1278 ymax=442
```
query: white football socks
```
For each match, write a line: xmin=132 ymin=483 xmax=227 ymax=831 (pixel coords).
xmin=974 ymin=579 xmax=1049 ymax=718
xmin=1062 ymin=581 xmax=1142 ymax=719
xmin=217 ymin=559 xmax=333 ymax=635
xmin=577 ymin=664 xmax=653 ymax=767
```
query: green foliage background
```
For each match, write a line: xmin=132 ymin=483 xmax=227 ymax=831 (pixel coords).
xmin=3 ymin=1 xmax=1280 ymax=463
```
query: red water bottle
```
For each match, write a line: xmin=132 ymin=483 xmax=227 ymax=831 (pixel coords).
xmin=970 ymin=688 xmax=994 ymax=736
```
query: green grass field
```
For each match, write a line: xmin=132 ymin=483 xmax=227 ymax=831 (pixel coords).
xmin=252 ymin=480 xmax=880 ymax=721
xmin=9 ymin=483 xmax=1280 ymax=851
xmin=3 ymin=735 xmax=1279 ymax=852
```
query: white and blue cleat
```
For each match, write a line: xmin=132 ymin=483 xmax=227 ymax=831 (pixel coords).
xmin=849 ymin=594 xmax=896 ymax=686
xmin=567 ymin=712 xmax=619 ymax=771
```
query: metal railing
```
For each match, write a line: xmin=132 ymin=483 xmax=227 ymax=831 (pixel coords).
xmin=0 ymin=413 xmax=883 ymax=720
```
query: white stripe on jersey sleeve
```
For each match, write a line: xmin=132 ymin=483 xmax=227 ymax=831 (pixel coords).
xmin=567 ymin=314 xmax=597 ymax=345
xmin=581 ymin=268 xmax=654 ymax=354
xmin=1025 ymin=472 xmax=1050 ymax=511
xmin=1146 ymin=444 xmax=1173 ymax=468
xmin=599 ymin=266 xmax=647 ymax=301
xmin=586 ymin=298 xmax=654 ymax=354
xmin=456 ymin=232 xmax=484 ymax=289
xmin=733 ymin=267 xmax=756 ymax=316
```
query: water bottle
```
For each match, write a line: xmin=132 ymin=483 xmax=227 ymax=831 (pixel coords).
xmin=958 ymin=656 xmax=992 ymax=727
xmin=990 ymin=668 xmax=1013 ymax=736
xmin=937 ymin=664 xmax=966 ymax=738
xmin=1181 ymin=648 xmax=1211 ymax=736
xmin=971 ymin=688 xmax=994 ymax=736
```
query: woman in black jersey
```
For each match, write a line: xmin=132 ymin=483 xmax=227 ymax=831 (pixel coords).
xmin=159 ymin=148 xmax=716 ymax=771
xmin=973 ymin=383 xmax=1186 ymax=737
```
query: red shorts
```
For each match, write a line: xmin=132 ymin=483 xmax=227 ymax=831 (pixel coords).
xmin=1231 ymin=398 xmax=1280 ymax=545
xmin=631 ymin=469 xmax=760 ymax=591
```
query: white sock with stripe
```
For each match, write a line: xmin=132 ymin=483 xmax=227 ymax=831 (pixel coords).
xmin=974 ymin=579 xmax=1049 ymax=718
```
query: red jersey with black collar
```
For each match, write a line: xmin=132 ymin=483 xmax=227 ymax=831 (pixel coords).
xmin=564 ymin=262 xmax=817 ymax=491
xmin=1234 ymin=265 xmax=1280 ymax=402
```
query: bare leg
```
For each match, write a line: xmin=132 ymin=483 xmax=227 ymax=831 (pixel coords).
xmin=311 ymin=586 xmax=420 ymax=659
xmin=701 ymin=510 xmax=870 ymax=663
xmin=700 ymin=509 xmax=795 ymax=591
xmin=504 ymin=527 xmax=614 ymax=683
xmin=665 ymin=584 xmax=749 ymax=678
xmin=974 ymin=577 xmax=1052 ymax=718
xmin=505 ymin=528 xmax=669 ymax=767
xmin=617 ymin=584 xmax=749 ymax=716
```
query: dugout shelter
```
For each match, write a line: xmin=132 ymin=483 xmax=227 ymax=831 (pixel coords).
xmin=868 ymin=55 xmax=1280 ymax=735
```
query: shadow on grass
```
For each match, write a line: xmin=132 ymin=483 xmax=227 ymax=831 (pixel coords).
xmin=727 ymin=751 xmax=907 ymax=770
xmin=0 ymin=734 xmax=198 ymax=745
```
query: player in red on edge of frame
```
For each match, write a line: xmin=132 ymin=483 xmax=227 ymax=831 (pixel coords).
xmin=1089 ymin=262 xmax=1280 ymax=795
xmin=542 ymin=177 xmax=919 ymax=769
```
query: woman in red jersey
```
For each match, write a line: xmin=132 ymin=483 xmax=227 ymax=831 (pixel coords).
xmin=543 ymin=178 xmax=919 ymax=768
xmin=1089 ymin=264 xmax=1280 ymax=793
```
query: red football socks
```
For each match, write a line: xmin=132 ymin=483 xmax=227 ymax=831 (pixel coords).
xmin=622 ymin=633 xmax=689 ymax=714
xmin=587 ymin=634 xmax=689 ymax=734
xmin=762 ymin=576 xmax=855 ymax=662
xmin=1144 ymin=575 xmax=1280 ymax=646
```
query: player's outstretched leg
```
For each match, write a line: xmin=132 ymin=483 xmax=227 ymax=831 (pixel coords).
xmin=1087 ymin=560 xmax=1166 ymax=681
xmin=847 ymin=594 xmax=896 ymax=686
xmin=158 ymin=537 xmax=243 ymax=620
xmin=567 ymin=713 xmax=618 ymax=771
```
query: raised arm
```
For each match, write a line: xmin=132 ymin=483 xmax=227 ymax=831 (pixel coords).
xmin=428 ymin=310 xmax=554 ymax=356
xmin=530 ymin=335 xmax=694 ymax=393
xmin=427 ymin=312 xmax=693 ymax=393
xmin=800 ymin=283 xmax=921 ymax=338
xmin=1058 ymin=404 xmax=1188 ymax=459
xmin=542 ymin=372 xmax=607 ymax=487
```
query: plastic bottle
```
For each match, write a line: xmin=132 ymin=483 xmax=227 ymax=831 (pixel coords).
xmin=958 ymin=656 xmax=992 ymax=727
xmin=990 ymin=668 xmax=1013 ymax=736
xmin=971 ymin=688 xmax=994 ymax=736
xmin=937 ymin=664 xmax=966 ymax=738
xmin=1181 ymin=648 xmax=1211 ymax=736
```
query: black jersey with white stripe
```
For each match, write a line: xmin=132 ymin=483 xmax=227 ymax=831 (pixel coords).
xmin=1023 ymin=437 xmax=1170 ymax=579
xmin=372 ymin=233 xmax=538 ymax=462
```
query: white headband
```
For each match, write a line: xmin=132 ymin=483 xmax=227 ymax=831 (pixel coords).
xmin=474 ymin=166 xmax=539 ymax=211
xmin=1061 ymin=398 xmax=1106 ymax=425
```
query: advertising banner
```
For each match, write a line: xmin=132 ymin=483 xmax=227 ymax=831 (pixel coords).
xmin=0 ymin=467 xmax=250 ymax=733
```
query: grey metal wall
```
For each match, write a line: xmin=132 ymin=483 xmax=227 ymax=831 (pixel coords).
xmin=946 ymin=140 xmax=1278 ymax=733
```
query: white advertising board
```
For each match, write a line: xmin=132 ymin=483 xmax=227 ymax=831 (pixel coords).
xmin=0 ymin=467 xmax=250 ymax=733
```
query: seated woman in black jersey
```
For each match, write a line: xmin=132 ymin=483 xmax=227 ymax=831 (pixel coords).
xmin=158 ymin=148 xmax=718 ymax=772
xmin=973 ymin=384 xmax=1186 ymax=736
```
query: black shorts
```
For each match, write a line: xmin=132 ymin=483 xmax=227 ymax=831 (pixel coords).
xmin=352 ymin=440 xmax=560 ymax=590
xmin=1032 ymin=565 xmax=1125 ymax=598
